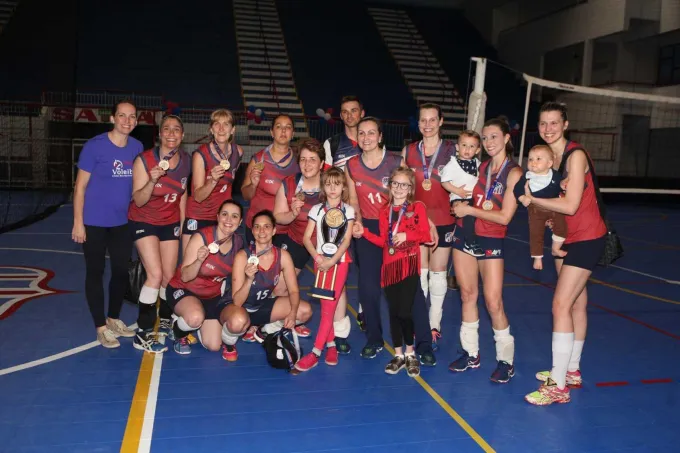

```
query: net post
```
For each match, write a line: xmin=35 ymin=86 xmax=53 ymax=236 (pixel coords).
xmin=518 ymin=79 xmax=533 ymax=166
xmin=471 ymin=57 xmax=486 ymax=94
xmin=468 ymin=57 xmax=488 ymax=133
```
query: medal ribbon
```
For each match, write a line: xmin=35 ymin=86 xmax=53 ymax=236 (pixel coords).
xmin=213 ymin=230 xmax=232 ymax=247
xmin=295 ymin=175 xmax=320 ymax=196
xmin=417 ymin=139 xmax=443 ymax=180
xmin=213 ymin=140 xmax=231 ymax=163
xmin=388 ymin=202 xmax=409 ymax=248
xmin=484 ymin=157 xmax=509 ymax=202
xmin=265 ymin=144 xmax=292 ymax=165
xmin=159 ymin=146 xmax=179 ymax=164
xmin=249 ymin=242 xmax=273 ymax=258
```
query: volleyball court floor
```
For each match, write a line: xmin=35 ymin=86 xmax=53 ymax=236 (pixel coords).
xmin=0 ymin=200 xmax=679 ymax=453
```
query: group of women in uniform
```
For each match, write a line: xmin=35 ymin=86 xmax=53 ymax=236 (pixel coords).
xmin=73 ymin=96 xmax=606 ymax=406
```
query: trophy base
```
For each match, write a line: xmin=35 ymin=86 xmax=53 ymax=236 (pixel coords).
xmin=310 ymin=288 xmax=336 ymax=300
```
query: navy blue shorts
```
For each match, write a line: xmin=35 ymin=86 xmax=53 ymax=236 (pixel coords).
xmin=556 ymin=236 xmax=606 ymax=271
xmin=166 ymin=284 xmax=229 ymax=320
xmin=451 ymin=225 xmax=504 ymax=260
xmin=244 ymin=297 xmax=277 ymax=326
xmin=436 ymin=223 xmax=457 ymax=248
xmin=182 ymin=218 xmax=216 ymax=235
xmin=129 ymin=220 xmax=180 ymax=242
xmin=273 ymin=234 xmax=310 ymax=270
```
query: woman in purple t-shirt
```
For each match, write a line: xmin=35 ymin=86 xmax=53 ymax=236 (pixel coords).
xmin=72 ymin=99 xmax=143 ymax=348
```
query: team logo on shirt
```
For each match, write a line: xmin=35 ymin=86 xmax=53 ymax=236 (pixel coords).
xmin=438 ymin=165 xmax=445 ymax=175
xmin=181 ymin=177 xmax=188 ymax=190
xmin=273 ymin=275 xmax=280 ymax=286
xmin=381 ymin=177 xmax=389 ymax=188
xmin=112 ymin=159 xmax=132 ymax=178
xmin=492 ymin=182 xmax=504 ymax=194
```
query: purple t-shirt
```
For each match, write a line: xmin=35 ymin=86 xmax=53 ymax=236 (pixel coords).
xmin=78 ymin=132 xmax=143 ymax=227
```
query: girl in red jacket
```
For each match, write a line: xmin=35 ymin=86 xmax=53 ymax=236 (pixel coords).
xmin=356 ymin=167 xmax=431 ymax=377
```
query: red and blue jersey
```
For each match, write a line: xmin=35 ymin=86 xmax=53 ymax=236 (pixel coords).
xmin=404 ymin=140 xmax=456 ymax=226
xmin=281 ymin=174 xmax=321 ymax=245
xmin=169 ymin=227 xmax=244 ymax=299
xmin=472 ymin=158 xmax=519 ymax=238
xmin=346 ymin=152 xmax=403 ymax=220
xmin=245 ymin=148 xmax=300 ymax=229
xmin=185 ymin=143 xmax=241 ymax=221
xmin=242 ymin=247 xmax=282 ymax=312
xmin=128 ymin=148 xmax=191 ymax=225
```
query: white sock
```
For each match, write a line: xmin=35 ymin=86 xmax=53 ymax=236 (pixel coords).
xmin=428 ymin=271 xmax=447 ymax=331
xmin=420 ymin=269 xmax=429 ymax=297
xmin=221 ymin=324 xmax=243 ymax=346
xmin=551 ymin=332 xmax=575 ymax=389
xmin=159 ymin=286 xmax=167 ymax=301
xmin=358 ymin=304 xmax=363 ymax=314
xmin=493 ymin=326 xmax=515 ymax=365
xmin=460 ymin=320 xmax=480 ymax=357
xmin=568 ymin=340 xmax=584 ymax=372
xmin=333 ymin=316 xmax=351 ymax=338
xmin=263 ymin=320 xmax=284 ymax=334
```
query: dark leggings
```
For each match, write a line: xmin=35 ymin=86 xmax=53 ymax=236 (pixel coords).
xmin=83 ymin=224 xmax=132 ymax=328
xmin=384 ymin=275 xmax=419 ymax=349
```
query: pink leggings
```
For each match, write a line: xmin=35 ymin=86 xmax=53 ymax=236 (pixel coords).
xmin=313 ymin=262 xmax=349 ymax=353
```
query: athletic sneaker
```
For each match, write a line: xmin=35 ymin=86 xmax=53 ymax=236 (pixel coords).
xmin=385 ymin=355 xmax=406 ymax=374
xmin=431 ymin=329 xmax=441 ymax=352
xmin=294 ymin=352 xmax=319 ymax=372
xmin=97 ymin=329 xmax=120 ymax=348
xmin=133 ymin=330 xmax=167 ymax=354
xmin=536 ymin=370 xmax=582 ymax=387
xmin=356 ymin=312 xmax=367 ymax=331
xmin=490 ymin=360 xmax=515 ymax=383
xmin=106 ymin=319 xmax=135 ymax=338
xmin=253 ymin=326 xmax=268 ymax=344
xmin=158 ymin=318 xmax=173 ymax=337
xmin=448 ymin=350 xmax=480 ymax=372
xmin=294 ymin=324 xmax=311 ymax=337
xmin=360 ymin=342 xmax=384 ymax=359
xmin=335 ymin=337 xmax=351 ymax=355
xmin=406 ymin=354 xmax=420 ymax=377
xmin=525 ymin=378 xmax=571 ymax=406
xmin=173 ymin=337 xmax=191 ymax=355
xmin=463 ymin=241 xmax=485 ymax=257
xmin=325 ymin=347 xmax=339 ymax=366
xmin=221 ymin=344 xmax=238 ymax=362
xmin=242 ymin=325 xmax=258 ymax=343
xmin=419 ymin=350 xmax=437 ymax=367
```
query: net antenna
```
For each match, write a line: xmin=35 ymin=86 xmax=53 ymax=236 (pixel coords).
xmin=467 ymin=58 xmax=487 ymax=135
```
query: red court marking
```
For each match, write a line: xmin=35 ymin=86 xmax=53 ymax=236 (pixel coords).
xmin=641 ymin=378 xmax=673 ymax=384
xmin=504 ymin=269 xmax=680 ymax=342
xmin=596 ymin=381 xmax=629 ymax=387
xmin=0 ymin=266 xmax=71 ymax=320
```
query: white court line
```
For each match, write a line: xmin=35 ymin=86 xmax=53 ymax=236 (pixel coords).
xmin=0 ymin=247 xmax=84 ymax=255
xmin=4 ymin=232 xmax=72 ymax=235
xmin=138 ymin=352 xmax=164 ymax=453
xmin=505 ymin=236 xmax=680 ymax=285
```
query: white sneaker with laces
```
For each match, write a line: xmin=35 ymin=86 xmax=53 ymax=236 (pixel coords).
xmin=97 ymin=329 xmax=120 ymax=348
xmin=106 ymin=319 xmax=136 ymax=338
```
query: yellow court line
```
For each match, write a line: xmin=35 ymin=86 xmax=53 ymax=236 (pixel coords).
xmin=589 ymin=277 xmax=680 ymax=306
xmin=120 ymin=352 xmax=155 ymax=452
xmin=344 ymin=305 xmax=495 ymax=452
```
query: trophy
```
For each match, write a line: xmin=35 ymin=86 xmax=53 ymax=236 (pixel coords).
xmin=310 ymin=207 xmax=347 ymax=300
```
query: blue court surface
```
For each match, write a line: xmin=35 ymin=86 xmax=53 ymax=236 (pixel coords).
xmin=1 ymin=201 xmax=679 ymax=453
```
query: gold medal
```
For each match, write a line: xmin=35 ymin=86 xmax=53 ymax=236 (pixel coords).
xmin=388 ymin=247 xmax=396 ymax=256
xmin=422 ymin=179 xmax=432 ymax=191
xmin=295 ymin=192 xmax=306 ymax=201
xmin=159 ymin=160 xmax=169 ymax=171
xmin=482 ymin=200 xmax=493 ymax=211
xmin=247 ymin=255 xmax=260 ymax=266
xmin=220 ymin=159 xmax=230 ymax=171
xmin=208 ymin=242 xmax=220 ymax=254
xmin=253 ymin=162 xmax=264 ymax=171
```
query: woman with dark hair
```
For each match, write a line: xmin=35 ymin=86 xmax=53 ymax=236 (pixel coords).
xmin=182 ymin=109 xmax=243 ymax=254
xmin=73 ymin=99 xmax=142 ymax=348
xmin=448 ymin=117 xmax=522 ymax=384
xmin=128 ymin=114 xmax=191 ymax=353
xmin=241 ymin=115 xmax=300 ymax=245
xmin=346 ymin=117 xmax=436 ymax=366
xmin=166 ymin=200 xmax=244 ymax=358
xmin=524 ymin=102 xmax=606 ymax=405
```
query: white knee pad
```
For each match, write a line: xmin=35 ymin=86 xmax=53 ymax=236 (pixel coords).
xmin=428 ymin=271 xmax=448 ymax=331
xmin=420 ymin=269 xmax=429 ymax=297
xmin=139 ymin=286 xmax=160 ymax=305
xmin=159 ymin=286 xmax=167 ymax=301
xmin=460 ymin=320 xmax=480 ymax=357
xmin=333 ymin=315 xmax=351 ymax=339
xmin=221 ymin=323 xmax=243 ymax=346
xmin=177 ymin=316 xmax=199 ymax=332
xmin=493 ymin=326 xmax=515 ymax=364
